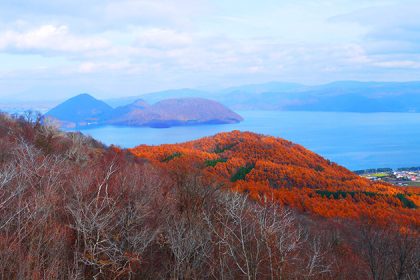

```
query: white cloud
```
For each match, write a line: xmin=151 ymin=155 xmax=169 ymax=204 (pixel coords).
xmin=77 ymin=61 xmax=135 ymax=74
xmin=373 ymin=60 xmax=420 ymax=69
xmin=103 ymin=0 xmax=207 ymax=26
xmin=0 ymin=25 xmax=110 ymax=54
xmin=78 ymin=62 xmax=96 ymax=73
xmin=135 ymin=28 xmax=193 ymax=49
xmin=333 ymin=2 xmax=420 ymax=51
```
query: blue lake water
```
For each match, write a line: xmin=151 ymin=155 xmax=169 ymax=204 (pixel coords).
xmin=77 ymin=111 xmax=420 ymax=170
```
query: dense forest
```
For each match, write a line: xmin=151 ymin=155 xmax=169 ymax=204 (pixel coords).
xmin=0 ymin=112 xmax=418 ymax=279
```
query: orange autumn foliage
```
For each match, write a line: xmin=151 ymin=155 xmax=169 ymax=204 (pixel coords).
xmin=130 ymin=131 xmax=420 ymax=228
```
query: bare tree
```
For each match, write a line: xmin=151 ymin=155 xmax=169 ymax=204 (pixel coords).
xmin=204 ymin=193 xmax=266 ymax=280
xmin=166 ymin=214 xmax=212 ymax=279
xmin=67 ymin=160 xmax=164 ymax=279
xmin=256 ymin=202 xmax=306 ymax=280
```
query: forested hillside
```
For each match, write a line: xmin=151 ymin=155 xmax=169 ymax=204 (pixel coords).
xmin=131 ymin=131 xmax=420 ymax=227
xmin=0 ymin=112 xmax=418 ymax=279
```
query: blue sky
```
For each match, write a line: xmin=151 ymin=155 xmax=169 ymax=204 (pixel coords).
xmin=0 ymin=0 xmax=419 ymax=101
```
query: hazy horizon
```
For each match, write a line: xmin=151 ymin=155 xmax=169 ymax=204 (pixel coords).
xmin=1 ymin=0 xmax=420 ymax=101
xmin=3 ymin=79 xmax=420 ymax=104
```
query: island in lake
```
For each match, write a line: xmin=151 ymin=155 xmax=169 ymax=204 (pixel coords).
xmin=44 ymin=93 xmax=243 ymax=128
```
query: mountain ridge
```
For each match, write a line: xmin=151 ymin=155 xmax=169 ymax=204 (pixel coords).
xmin=104 ymin=81 xmax=420 ymax=112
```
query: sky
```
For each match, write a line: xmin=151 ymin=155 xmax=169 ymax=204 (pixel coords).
xmin=0 ymin=0 xmax=420 ymax=101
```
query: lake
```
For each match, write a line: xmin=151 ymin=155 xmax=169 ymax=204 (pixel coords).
xmin=77 ymin=111 xmax=420 ymax=170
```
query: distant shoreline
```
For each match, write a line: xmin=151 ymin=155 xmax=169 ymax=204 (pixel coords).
xmin=353 ymin=167 xmax=420 ymax=173
xmin=354 ymin=167 xmax=420 ymax=187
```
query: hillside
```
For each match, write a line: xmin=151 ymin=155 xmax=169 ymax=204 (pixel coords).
xmin=131 ymin=131 xmax=419 ymax=226
xmin=1 ymin=113 xmax=418 ymax=279
xmin=44 ymin=93 xmax=113 ymax=128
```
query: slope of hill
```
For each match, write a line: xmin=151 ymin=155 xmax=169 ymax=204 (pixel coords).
xmin=44 ymin=93 xmax=113 ymax=128
xmin=131 ymin=131 xmax=419 ymax=226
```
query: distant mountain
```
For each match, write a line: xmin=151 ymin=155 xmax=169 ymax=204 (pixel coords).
xmin=106 ymin=89 xmax=207 ymax=107
xmin=215 ymin=81 xmax=420 ymax=112
xmin=219 ymin=81 xmax=305 ymax=94
xmin=43 ymin=81 xmax=420 ymax=124
xmin=104 ymin=99 xmax=150 ymax=120
xmin=44 ymin=93 xmax=113 ymax=128
xmin=106 ymin=98 xmax=243 ymax=128
xmin=45 ymin=95 xmax=243 ymax=128
xmin=105 ymin=83 xmax=305 ymax=107
xmin=105 ymin=81 xmax=420 ymax=112
xmin=277 ymin=81 xmax=420 ymax=112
